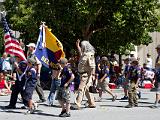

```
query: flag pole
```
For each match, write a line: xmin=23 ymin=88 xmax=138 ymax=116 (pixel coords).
xmin=41 ymin=22 xmax=46 ymax=48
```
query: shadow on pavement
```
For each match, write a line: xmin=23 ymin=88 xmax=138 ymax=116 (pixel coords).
xmin=0 ymin=108 xmax=59 ymax=117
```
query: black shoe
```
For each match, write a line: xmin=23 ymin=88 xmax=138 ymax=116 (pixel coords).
xmin=137 ymin=91 xmax=141 ymax=99
xmin=88 ymin=105 xmax=96 ymax=108
xmin=4 ymin=105 xmax=16 ymax=109
xmin=36 ymin=99 xmax=46 ymax=103
xmin=59 ymin=109 xmax=66 ymax=116
xmin=21 ymin=105 xmax=28 ymax=109
xmin=121 ymin=96 xmax=128 ymax=100
xmin=125 ymin=104 xmax=134 ymax=108
xmin=59 ymin=112 xmax=71 ymax=117
xmin=134 ymin=104 xmax=138 ymax=107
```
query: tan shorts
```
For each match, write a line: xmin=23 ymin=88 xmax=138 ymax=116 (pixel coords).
xmin=97 ymin=77 xmax=110 ymax=91
xmin=56 ymin=87 xmax=70 ymax=103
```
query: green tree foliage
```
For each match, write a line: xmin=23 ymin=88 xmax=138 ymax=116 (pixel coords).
xmin=2 ymin=0 xmax=160 ymax=55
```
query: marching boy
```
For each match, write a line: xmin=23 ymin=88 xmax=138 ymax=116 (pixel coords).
xmin=23 ymin=58 xmax=38 ymax=114
xmin=125 ymin=58 xmax=141 ymax=108
xmin=56 ymin=58 xmax=74 ymax=117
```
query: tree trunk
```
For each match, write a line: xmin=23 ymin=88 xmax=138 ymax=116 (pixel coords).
xmin=119 ymin=53 xmax=122 ymax=66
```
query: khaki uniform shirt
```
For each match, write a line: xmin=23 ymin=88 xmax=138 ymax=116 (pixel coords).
xmin=78 ymin=52 xmax=96 ymax=73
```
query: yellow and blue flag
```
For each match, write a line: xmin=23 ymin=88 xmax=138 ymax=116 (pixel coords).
xmin=35 ymin=25 xmax=65 ymax=69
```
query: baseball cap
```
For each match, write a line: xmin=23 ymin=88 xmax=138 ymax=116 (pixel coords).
xmin=131 ymin=57 xmax=138 ymax=63
xmin=26 ymin=43 xmax=36 ymax=48
xmin=156 ymin=44 xmax=160 ymax=49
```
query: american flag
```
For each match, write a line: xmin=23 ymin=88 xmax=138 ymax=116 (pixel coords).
xmin=1 ymin=13 xmax=26 ymax=61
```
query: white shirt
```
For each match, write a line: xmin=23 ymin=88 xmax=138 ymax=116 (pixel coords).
xmin=146 ymin=57 xmax=152 ymax=68
xmin=2 ymin=57 xmax=12 ymax=71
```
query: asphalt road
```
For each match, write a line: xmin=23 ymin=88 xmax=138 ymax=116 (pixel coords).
xmin=0 ymin=88 xmax=160 ymax=120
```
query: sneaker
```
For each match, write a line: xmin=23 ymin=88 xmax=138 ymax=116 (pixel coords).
xmin=58 ymin=109 xmax=66 ymax=117
xmin=59 ymin=112 xmax=71 ymax=117
xmin=4 ymin=105 xmax=16 ymax=109
xmin=36 ymin=99 xmax=46 ymax=103
xmin=33 ymin=103 xmax=38 ymax=110
xmin=26 ymin=109 xmax=34 ymax=114
xmin=97 ymin=97 xmax=102 ymax=102
xmin=121 ymin=96 xmax=128 ymax=100
xmin=125 ymin=104 xmax=134 ymax=108
xmin=112 ymin=95 xmax=117 ymax=102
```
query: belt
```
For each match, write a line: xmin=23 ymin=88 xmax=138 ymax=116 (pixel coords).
xmin=78 ymin=72 xmax=87 ymax=75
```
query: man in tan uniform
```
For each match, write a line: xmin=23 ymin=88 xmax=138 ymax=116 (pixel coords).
xmin=75 ymin=39 xmax=96 ymax=109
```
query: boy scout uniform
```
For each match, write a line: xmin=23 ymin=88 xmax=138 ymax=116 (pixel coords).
xmin=155 ymin=44 xmax=160 ymax=93
xmin=75 ymin=52 xmax=96 ymax=108
xmin=126 ymin=58 xmax=141 ymax=108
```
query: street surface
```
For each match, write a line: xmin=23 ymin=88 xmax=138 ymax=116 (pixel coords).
xmin=0 ymin=88 xmax=160 ymax=120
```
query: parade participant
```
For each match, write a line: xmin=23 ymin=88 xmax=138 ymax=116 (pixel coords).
xmin=121 ymin=58 xmax=130 ymax=100
xmin=56 ymin=58 xmax=74 ymax=117
xmin=23 ymin=58 xmax=38 ymax=114
xmin=4 ymin=56 xmax=28 ymax=109
xmin=152 ymin=44 xmax=160 ymax=108
xmin=75 ymin=39 xmax=96 ymax=109
xmin=125 ymin=58 xmax=141 ymax=108
xmin=26 ymin=43 xmax=46 ymax=103
xmin=96 ymin=56 xmax=117 ymax=101
xmin=46 ymin=63 xmax=62 ymax=106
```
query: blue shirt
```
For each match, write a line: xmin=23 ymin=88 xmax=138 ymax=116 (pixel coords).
xmin=124 ymin=64 xmax=130 ymax=77
xmin=60 ymin=64 xmax=73 ymax=87
xmin=128 ymin=66 xmax=141 ymax=81
xmin=26 ymin=67 xmax=37 ymax=82
xmin=98 ymin=65 xmax=110 ymax=79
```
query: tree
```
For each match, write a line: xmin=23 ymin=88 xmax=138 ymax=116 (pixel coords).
xmin=2 ymin=0 xmax=160 ymax=56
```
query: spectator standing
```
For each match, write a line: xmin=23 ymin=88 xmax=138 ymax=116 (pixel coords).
xmin=145 ymin=53 xmax=152 ymax=69
xmin=0 ymin=72 xmax=11 ymax=96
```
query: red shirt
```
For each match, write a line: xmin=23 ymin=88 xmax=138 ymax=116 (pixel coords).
xmin=0 ymin=79 xmax=5 ymax=89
